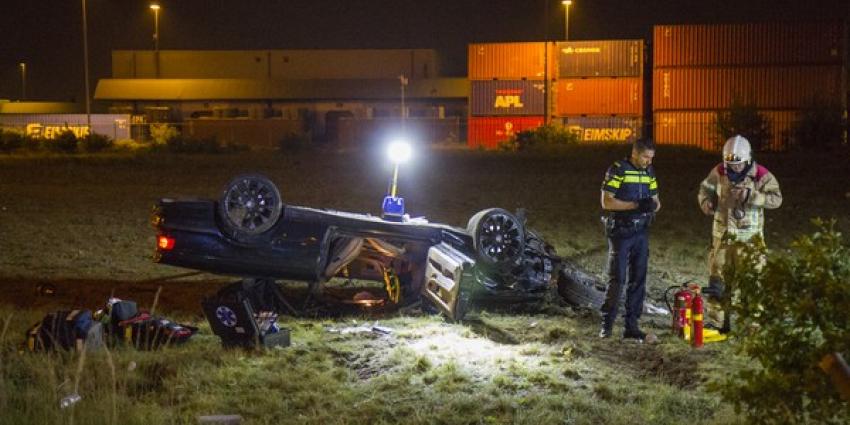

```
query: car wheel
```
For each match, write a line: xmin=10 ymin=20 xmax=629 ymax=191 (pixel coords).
xmin=467 ymin=208 xmax=526 ymax=271
xmin=219 ymin=174 xmax=284 ymax=241
xmin=557 ymin=259 xmax=605 ymax=310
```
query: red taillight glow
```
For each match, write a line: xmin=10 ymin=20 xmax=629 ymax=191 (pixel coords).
xmin=157 ymin=235 xmax=175 ymax=251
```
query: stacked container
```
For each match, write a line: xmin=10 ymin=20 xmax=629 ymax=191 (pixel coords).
xmin=554 ymin=40 xmax=645 ymax=143
xmin=653 ymin=22 xmax=848 ymax=151
xmin=467 ymin=42 xmax=556 ymax=149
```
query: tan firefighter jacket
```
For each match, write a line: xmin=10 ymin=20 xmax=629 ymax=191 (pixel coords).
xmin=698 ymin=162 xmax=782 ymax=242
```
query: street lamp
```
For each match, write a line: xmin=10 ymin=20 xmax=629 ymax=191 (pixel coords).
xmin=150 ymin=4 xmax=160 ymax=50
xmin=19 ymin=63 xmax=26 ymax=100
xmin=81 ymin=0 xmax=91 ymax=130
xmin=150 ymin=3 xmax=160 ymax=77
xmin=562 ymin=0 xmax=573 ymax=41
xmin=399 ymin=74 xmax=408 ymax=125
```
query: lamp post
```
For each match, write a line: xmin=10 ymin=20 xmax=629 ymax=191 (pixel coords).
xmin=561 ymin=0 xmax=573 ymax=41
xmin=81 ymin=0 xmax=91 ymax=130
xmin=19 ymin=63 xmax=26 ymax=100
xmin=399 ymin=74 xmax=408 ymax=127
xmin=150 ymin=3 xmax=160 ymax=77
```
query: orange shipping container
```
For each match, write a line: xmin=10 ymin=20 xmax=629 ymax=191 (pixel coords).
xmin=468 ymin=42 xmax=557 ymax=80
xmin=557 ymin=40 xmax=644 ymax=77
xmin=653 ymin=110 xmax=798 ymax=151
xmin=467 ymin=116 xmax=545 ymax=150
xmin=654 ymin=22 xmax=846 ymax=67
xmin=653 ymin=66 xmax=844 ymax=111
xmin=556 ymin=78 xmax=643 ymax=116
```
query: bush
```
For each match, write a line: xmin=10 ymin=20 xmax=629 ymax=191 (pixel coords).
xmin=150 ymin=123 xmax=179 ymax=146
xmin=80 ymin=133 xmax=114 ymax=153
xmin=0 ymin=130 xmax=25 ymax=153
xmin=278 ymin=132 xmax=312 ymax=153
xmin=499 ymin=125 xmax=579 ymax=152
xmin=792 ymin=98 xmax=846 ymax=151
xmin=48 ymin=130 xmax=79 ymax=154
xmin=715 ymin=98 xmax=771 ymax=151
xmin=718 ymin=219 xmax=850 ymax=424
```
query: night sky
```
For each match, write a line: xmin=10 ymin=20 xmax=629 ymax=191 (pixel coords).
xmin=1 ymin=0 xmax=847 ymax=107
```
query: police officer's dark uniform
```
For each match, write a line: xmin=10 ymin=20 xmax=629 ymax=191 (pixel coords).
xmin=600 ymin=159 xmax=658 ymax=339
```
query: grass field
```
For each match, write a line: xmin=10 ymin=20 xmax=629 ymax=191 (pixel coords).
xmin=0 ymin=145 xmax=848 ymax=424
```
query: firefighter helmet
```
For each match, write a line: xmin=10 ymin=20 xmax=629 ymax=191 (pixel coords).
xmin=722 ymin=135 xmax=751 ymax=164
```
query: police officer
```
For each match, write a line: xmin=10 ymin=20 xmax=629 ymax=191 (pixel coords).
xmin=599 ymin=139 xmax=661 ymax=340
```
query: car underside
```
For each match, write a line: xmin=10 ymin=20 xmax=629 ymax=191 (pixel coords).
xmin=152 ymin=175 xmax=597 ymax=323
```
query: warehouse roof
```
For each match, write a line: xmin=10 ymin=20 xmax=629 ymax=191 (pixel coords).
xmin=94 ymin=78 xmax=469 ymax=101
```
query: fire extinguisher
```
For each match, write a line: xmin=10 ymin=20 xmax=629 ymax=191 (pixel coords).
xmin=665 ymin=282 xmax=696 ymax=339
xmin=675 ymin=287 xmax=693 ymax=338
xmin=691 ymin=292 xmax=704 ymax=348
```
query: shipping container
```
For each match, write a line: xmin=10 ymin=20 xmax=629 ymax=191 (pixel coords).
xmin=0 ymin=114 xmax=131 ymax=140
xmin=653 ymin=66 xmax=844 ymax=110
xmin=653 ymin=110 xmax=798 ymax=151
xmin=555 ymin=78 xmax=643 ymax=116
xmin=468 ymin=42 xmax=556 ymax=80
xmin=467 ymin=116 xmax=545 ymax=149
xmin=654 ymin=22 xmax=847 ymax=67
xmin=557 ymin=40 xmax=644 ymax=77
xmin=554 ymin=116 xmax=642 ymax=143
xmin=470 ymin=80 xmax=546 ymax=116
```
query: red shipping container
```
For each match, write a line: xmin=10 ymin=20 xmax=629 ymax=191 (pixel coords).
xmin=653 ymin=110 xmax=798 ymax=152
xmin=653 ymin=66 xmax=844 ymax=110
xmin=468 ymin=42 xmax=557 ymax=80
xmin=467 ymin=116 xmax=545 ymax=150
xmin=654 ymin=22 xmax=846 ymax=67
xmin=556 ymin=78 xmax=643 ymax=116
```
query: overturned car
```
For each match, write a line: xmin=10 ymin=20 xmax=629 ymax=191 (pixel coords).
xmin=152 ymin=174 xmax=602 ymax=322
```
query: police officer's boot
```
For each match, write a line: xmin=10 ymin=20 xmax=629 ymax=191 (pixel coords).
xmin=623 ymin=317 xmax=646 ymax=341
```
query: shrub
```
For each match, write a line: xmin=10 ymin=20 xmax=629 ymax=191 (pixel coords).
xmin=48 ymin=130 xmax=79 ymax=154
xmin=718 ymin=219 xmax=850 ymax=424
xmin=715 ymin=98 xmax=771 ymax=151
xmin=80 ymin=133 xmax=114 ymax=153
xmin=0 ymin=130 xmax=25 ymax=153
xmin=792 ymin=98 xmax=846 ymax=151
xmin=278 ymin=132 xmax=311 ymax=153
xmin=150 ymin=123 xmax=179 ymax=146
xmin=499 ymin=125 xmax=579 ymax=152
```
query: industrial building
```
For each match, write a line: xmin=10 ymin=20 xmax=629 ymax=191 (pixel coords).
xmin=94 ymin=49 xmax=469 ymax=147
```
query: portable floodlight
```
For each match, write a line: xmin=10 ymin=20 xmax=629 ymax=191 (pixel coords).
xmin=382 ymin=139 xmax=412 ymax=221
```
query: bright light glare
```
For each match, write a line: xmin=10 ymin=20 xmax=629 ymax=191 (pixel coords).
xmin=562 ymin=0 xmax=572 ymax=5
xmin=387 ymin=140 xmax=412 ymax=163
xmin=150 ymin=3 xmax=161 ymax=10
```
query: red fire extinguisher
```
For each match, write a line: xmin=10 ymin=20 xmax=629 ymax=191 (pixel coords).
xmin=672 ymin=287 xmax=694 ymax=338
xmin=691 ymin=293 xmax=704 ymax=348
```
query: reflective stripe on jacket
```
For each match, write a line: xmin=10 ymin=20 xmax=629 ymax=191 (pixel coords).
xmin=602 ymin=159 xmax=658 ymax=203
xmin=697 ymin=162 xmax=782 ymax=242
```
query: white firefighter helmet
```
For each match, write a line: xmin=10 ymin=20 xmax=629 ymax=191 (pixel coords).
xmin=722 ymin=135 xmax=751 ymax=164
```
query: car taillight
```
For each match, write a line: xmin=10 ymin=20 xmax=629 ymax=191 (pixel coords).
xmin=157 ymin=235 xmax=175 ymax=251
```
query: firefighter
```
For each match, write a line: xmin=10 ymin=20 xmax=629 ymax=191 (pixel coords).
xmin=599 ymin=139 xmax=661 ymax=341
xmin=697 ymin=135 xmax=782 ymax=332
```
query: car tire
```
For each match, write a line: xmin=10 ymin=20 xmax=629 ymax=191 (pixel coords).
xmin=219 ymin=174 xmax=284 ymax=242
xmin=466 ymin=208 xmax=526 ymax=271
xmin=557 ymin=259 xmax=606 ymax=310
